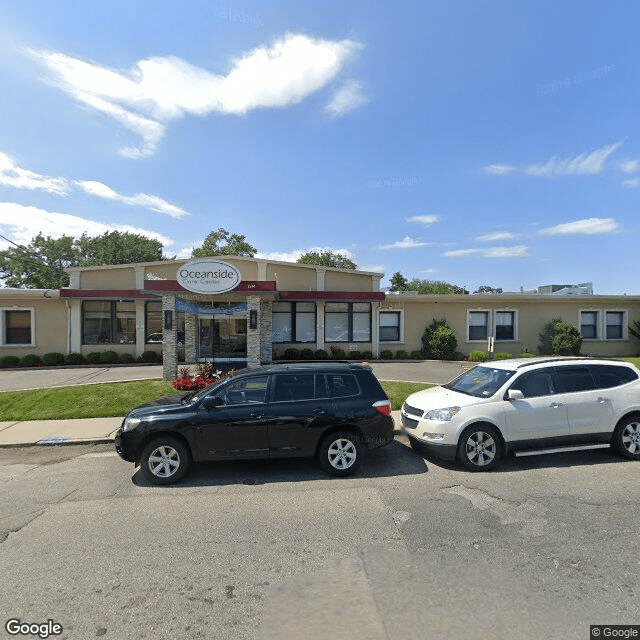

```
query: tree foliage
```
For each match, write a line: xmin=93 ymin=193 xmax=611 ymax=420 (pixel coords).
xmin=474 ymin=285 xmax=503 ymax=294
xmin=0 ymin=231 xmax=164 ymax=289
xmin=421 ymin=319 xmax=458 ymax=360
xmin=389 ymin=272 xmax=468 ymax=295
xmin=297 ymin=250 xmax=357 ymax=269
xmin=539 ymin=318 xmax=582 ymax=356
xmin=191 ymin=228 xmax=256 ymax=258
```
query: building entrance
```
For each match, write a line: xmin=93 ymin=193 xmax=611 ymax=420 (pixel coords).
xmin=198 ymin=317 xmax=247 ymax=362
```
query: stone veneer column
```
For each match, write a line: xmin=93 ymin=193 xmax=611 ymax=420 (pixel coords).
xmin=185 ymin=312 xmax=197 ymax=364
xmin=162 ymin=295 xmax=177 ymax=379
xmin=260 ymin=299 xmax=273 ymax=364
xmin=246 ymin=296 xmax=261 ymax=368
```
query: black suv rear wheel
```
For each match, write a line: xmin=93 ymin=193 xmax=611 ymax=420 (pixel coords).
xmin=318 ymin=431 xmax=363 ymax=477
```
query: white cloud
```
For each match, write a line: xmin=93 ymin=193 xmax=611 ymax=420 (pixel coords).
xmin=538 ymin=217 xmax=620 ymax=236
xmin=380 ymin=237 xmax=431 ymax=250
xmin=0 ymin=202 xmax=173 ymax=250
xmin=405 ymin=215 xmax=439 ymax=225
xmin=526 ymin=142 xmax=623 ymax=176
xmin=325 ymin=80 xmax=366 ymax=117
xmin=31 ymin=34 xmax=362 ymax=157
xmin=444 ymin=245 xmax=529 ymax=258
xmin=476 ymin=231 xmax=515 ymax=242
xmin=255 ymin=246 xmax=357 ymax=264
xmin=484 ymin=164 xmax=516 ymax=175
xmin=76 ymin=180 xmax=188 ymax=218
xmin=618 ymin=159 xmax=639 ymax=174
xmin=0 ymin=152 xmax=70 ymax=196
xmin=359 ymin=264 xmax=385 ymax=273
xmin=621 ymin=178 xmax=640 ymax=188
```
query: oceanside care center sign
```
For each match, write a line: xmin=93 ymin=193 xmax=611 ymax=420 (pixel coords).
xmin=177 ymin=259 xmax=241 ymax=294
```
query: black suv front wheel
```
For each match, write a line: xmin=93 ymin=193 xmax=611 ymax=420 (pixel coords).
xmin=140 ymin=436 xmax=192 ymax=485
xmin=318 ymin=431 xmax=363 ymax=477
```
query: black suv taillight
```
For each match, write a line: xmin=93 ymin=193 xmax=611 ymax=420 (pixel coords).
xmin=373 ymin=399 xmax=391 ymax=416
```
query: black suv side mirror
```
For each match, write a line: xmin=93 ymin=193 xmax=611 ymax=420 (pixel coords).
xmin=203 ymin=396 xmax=224 ymax=409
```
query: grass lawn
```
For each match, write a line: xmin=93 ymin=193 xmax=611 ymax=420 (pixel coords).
xmin=0 ymin=379 xmax=433 ymax=421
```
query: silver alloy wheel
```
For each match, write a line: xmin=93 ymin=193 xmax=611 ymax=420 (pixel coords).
xmin=327 ymin=438 xmax=357 ymax=470
xmin=465 ymin=430 xmax=497 ymax=467
xmin=148 ymin=445 xmax=181 ymax=478
xmin=621 ymin=421 xmax=640 ymax=454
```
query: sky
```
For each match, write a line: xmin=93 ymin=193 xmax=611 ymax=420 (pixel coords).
xmin=0 ymin=0 xmax=638 ymax=294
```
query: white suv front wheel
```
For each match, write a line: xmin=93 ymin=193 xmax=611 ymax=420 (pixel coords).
xmin=612 ymin=416 xmax=640 ymax=460
xmin=458 ymin=424 xmax=504 ymax=471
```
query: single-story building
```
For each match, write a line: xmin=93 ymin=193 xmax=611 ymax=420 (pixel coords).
xmin=1 ymin=256 xmax=638 ymax=378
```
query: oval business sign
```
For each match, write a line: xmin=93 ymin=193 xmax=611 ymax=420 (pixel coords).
xmin=177 ymin=259 xmax=241 ymax=294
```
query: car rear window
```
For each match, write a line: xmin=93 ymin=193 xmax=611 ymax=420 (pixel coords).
xmin=553 ymin=366 xmax=595 ymax=393
xmin=272 ymin=373 xmax=318 ymax=401
xmin=327 ymin=373 xmax=360 ymax=398
xmin=589 ymin=364 xmax=638 ymax=389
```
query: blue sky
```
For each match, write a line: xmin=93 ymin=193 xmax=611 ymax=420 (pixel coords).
xmin=0 ymin=0 xmax=638 ymax=293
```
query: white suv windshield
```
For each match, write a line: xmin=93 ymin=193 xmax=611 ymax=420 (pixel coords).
xmin=444 ymin=366 xmax=515 ymax=398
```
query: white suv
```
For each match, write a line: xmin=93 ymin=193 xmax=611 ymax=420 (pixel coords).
xmin=401 ymin=357 xmax=640 ymax=470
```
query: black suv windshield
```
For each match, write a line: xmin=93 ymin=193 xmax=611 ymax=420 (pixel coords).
xmin=444 ymin=365 xmax=515 ymax=398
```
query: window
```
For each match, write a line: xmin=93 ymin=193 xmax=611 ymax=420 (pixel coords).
xmin=590 ymin=365 xmax=638 ymax=389
xmin=495 ymin=311 xmax=515 ymax=341
xmin=3 ymin=310 xmax=33 ymax=345
xmin=145 ymin=302 xmax=163 ymax=343
xmin=82 ymin=301 xmax=136 ymax=345
xmin=510 ymin=370 xmax=555 ymax=398
xmin=379 ymin=311 xmax=401 ymax=342
xmin=273 ymin=374 xmax=322 ymax=401
xmin=553 ymin=366 xmax=595 ymax=393
xmin=606 ymin=311 xmax=624 ymax=340
xmin=272 ymin=302 xmax=316 ymax=343
xmin=580 ymin=311 xmax=598 ymax=339
xmin=327 ymin=374 xmax=360 ymax=398
xmin=325 ymin=302 xmax=371 ymax=342
xmin=215 ymin=376 xmax=268 ymax=405
xmin=468 ymin=311 xmax=489 ymax=341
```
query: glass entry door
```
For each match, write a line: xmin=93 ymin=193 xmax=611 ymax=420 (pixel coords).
xmin=198 ymin=317 xmax=247 ymax=362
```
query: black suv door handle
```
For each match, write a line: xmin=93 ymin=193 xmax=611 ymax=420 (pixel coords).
xmin=313 ymin=408 xmax=327 ymax=415
xmin=250 ymin=412 xmax=265 ymax=418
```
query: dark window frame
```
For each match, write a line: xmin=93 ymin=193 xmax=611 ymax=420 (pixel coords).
xmin=272 ymin=301 xmax=317 ymax=344
xmin=82 ymin=300 xmax=136 ymax=345
xmin=325 ymin=302 xmax=372 ymax=343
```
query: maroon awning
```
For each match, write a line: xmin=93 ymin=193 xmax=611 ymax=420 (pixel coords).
xmin=143 ymin=280 xmax=277 ymax=293
xmin=60 ymin=289 xmax=157 ymax=299
xmin=279 ymin=291 xmax=385 ymax=301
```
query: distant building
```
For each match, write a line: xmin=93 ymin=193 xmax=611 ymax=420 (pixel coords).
xmin=537 ymin=283 xmax=593 ymax=295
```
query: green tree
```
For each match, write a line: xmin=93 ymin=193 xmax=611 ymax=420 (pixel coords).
xmin=76 ymin=231 xmax=163 ymax=266
xmin=474 ymin=285 xmax=503 ymax=294
xmin=389 ymin=272 xmax=409 ymax=291
xmin=297 ymin=250 xmax=356 ymax=269
xmin=0 ymin=233 xmax=77 ymax=288
xmin=539 ymin=318 xmax=582 ymax=355
xmin=421 ymin=319 xmax=458 ymax=360
xmin=192 ymin=228 xmax=256 ymax=258
xmin=0 ymin=231 xmax=166 ymax=289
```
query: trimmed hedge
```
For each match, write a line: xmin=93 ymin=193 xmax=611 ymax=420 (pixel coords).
xmin=395 ymin=350 xmax=408 ymax=359
xmin=468 ymin=350 xmax=488 ymax=362
xmin=20 ymin=354 xmax=42 ymax=367
xmin=64 ymin=353 xmax=85 ymax=365
xmin=0 ymin=355 xmax=20 ymax=368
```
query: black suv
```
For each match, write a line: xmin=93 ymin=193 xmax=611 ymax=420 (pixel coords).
xmin=115 ymin=362 xmax=394 ymax=484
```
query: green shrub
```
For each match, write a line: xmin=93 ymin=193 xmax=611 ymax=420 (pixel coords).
xmin=380 ymin=350 xmax=394 ymax=359
xmin=468 ymin=350 xmax=487 ymax=362
xmin=283 ymin=347 xmax=300 ymax=360
xmin=42 ymin=352 xmax=65 ymax=366
xmin=86 ymin=352 xmax=103 ymax=364
xmin=100 ymin=350 xmax=119 ymax=364
xmin=395 ymin=350 xmax=408 ymax=359
xmin=410 ymin=350 xmax=423 ymax=359
xmin=314 ymin=349 xmax=329 ymax=360
xmin=451 ymin=351 xmax=466 ymax=361
xmin=0 ymin=355 xmax=20 ymax=368
xmin=331 ymin=347 xmax=347 ymax=360
xmin=422 ymin=319 xmax=458 ymax=360
xmin=550 ymin=322 xmax=582 ymax=356
xmin=538 ymin=318 xmax=562 ymax=355
xmin=141 ymin=350 xmax=160 ymax=363
xmin=20 ymin=354 xmax=42 ymax=367
xmin=120 ymin=353 xmax=135 ymax=364
xmin=492 ymin=352 xmax=512 ymax=360
xmin=299 ymin=348 xmax=315 ymax=360
xmin=347 ymin=350 xmax=362 ymax=360
xmin=64 ymin=352 xmax=86 ymax=365
xmin=361 ymin=350 xmax=373 ymax=360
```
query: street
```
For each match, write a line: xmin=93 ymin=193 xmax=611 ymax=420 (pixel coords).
xmin=1 ymin=438 xmax=638 ymax=639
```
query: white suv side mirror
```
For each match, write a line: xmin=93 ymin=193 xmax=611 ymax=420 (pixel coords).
xmin=507 ymin=389 xmax=524 ymax=401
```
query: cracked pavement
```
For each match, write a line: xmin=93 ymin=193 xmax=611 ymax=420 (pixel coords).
xmin=1 ymin=437 xmax=639 ymax=639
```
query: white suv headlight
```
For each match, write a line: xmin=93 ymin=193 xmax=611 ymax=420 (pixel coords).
xmin=425 ymin=406 xmax=461 ymax=422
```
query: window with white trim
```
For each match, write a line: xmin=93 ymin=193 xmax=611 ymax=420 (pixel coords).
xmin=379 ymin=310 xmax=402 ymax=342
xmin=1 ymin=309 xmax=34 ymax=345
xmin=468 ymin=311 xmax=489 ymax=341
xmin=495 ymin=310 xmax=516 ymax=341
xmin=580 ymin=311 xmax=598 ymax=339
xmin=606 ymin=311 xmax=625 ymax=340
xmin=82 ymin=301 xmax=136 ymax=345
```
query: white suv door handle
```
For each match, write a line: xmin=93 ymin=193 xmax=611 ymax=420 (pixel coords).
xmin=550 ymin=402 xmax=563 ymax=408
xmin=597 ymin=397 xmax=608 ymax=404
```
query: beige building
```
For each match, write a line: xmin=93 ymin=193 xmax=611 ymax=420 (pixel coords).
xmin=1 ymin=257 xmax=638 ymax=378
